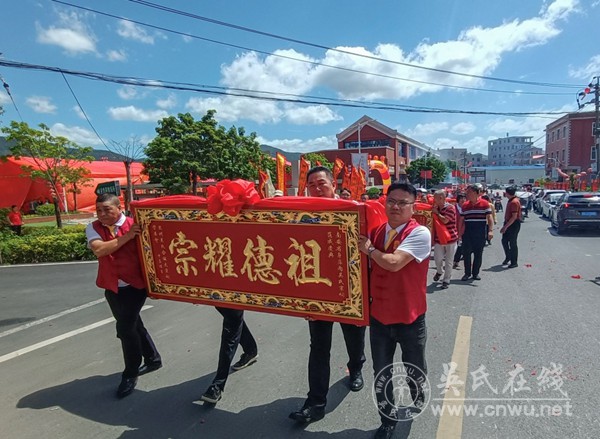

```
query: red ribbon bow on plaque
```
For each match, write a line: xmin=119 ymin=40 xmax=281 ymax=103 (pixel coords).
xmin=207 ymin=179 xmax=261 ymax=216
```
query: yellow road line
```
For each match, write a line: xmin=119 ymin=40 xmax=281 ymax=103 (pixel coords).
xmin=435 ymin=315 xmax=473 ymax=439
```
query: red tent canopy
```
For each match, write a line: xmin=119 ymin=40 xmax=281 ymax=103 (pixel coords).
xmin=0 ymin=157 xmax=148 ymax=212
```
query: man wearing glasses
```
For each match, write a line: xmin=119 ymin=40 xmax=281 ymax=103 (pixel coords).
xmin=359 ymin=182 xmax=431 ymax=439
xmin=289 ymin=166 xmax=367 ymax=424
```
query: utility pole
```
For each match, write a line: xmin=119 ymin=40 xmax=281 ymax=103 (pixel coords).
xmin=593 ymin=77 xmax=600 ymax=180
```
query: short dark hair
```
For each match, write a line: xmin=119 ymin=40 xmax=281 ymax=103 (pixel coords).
xmin=456 ymin=193 xmax=466 ymax=202
xmin=11 ymin=205 xmax=17 ymax=209
xmin=306 ymin=166 xmax=333 ymax=182
xmin=340 ymin=187 xmax=351 ymax=195
xmin=467 ymin=184 xmax=481 ymax=194
xmin=505 ymin=186 xmax=517 ymax=196
xmin=386 ymin=182 xmax=417 ymax=199
xmin=96 ymin=193 xmax=120 ymax=206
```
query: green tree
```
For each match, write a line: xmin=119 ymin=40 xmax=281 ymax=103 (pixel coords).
xmin=406 ymin=153 xmax=447 ymax=188
xmin=144 ymin=110 xmax=273 ymax=194
xmin=301 ymin=153 xmax=333 ymax=170
xmin=1 ymin=121 xmax=93 ymax=228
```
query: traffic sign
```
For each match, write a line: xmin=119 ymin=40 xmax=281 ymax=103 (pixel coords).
xmin=95 ymin=180 xmax=121 ymax=196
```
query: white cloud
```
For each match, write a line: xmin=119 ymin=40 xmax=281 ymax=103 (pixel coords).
xmin=181 ymin=34 xmax=193 ymax=43
xmin=568 ymin=54 xmax=600 ymax=80
xmin=73 ymin=105 xmax=87 ymax=120
xmin=156 ymin=94 xmax=177 ymax=109
xmin=432 ymin=136 xmax=490 ymax=155
xmin=117 ymin=20 xmax=157 ymax=44
xmin=283 ymin=105 xmax=342 ymax=125
xmin=450 ymin=122 xmax=476 ymax=135
xmin=405 ymin=122 xmax=449 ymax=138
xmin=108 ymin=105 xmax=168 ymax=122
xmin=314 ymin=0 xmax=578 ymax=99
xmin=26 ymin=96 xmax=57 ymax=114
xmin=50 ymin=123 xmax=103 ymax=146
xmin=36 ymin=12 xmax=96 ymax=55
xmin=186 ymin=95 xmax=283 ymax=124
xmin=106 ymin=49 xmax=127 ymax=62
xmin=256 ymin=135 xmax=337 ymax=153
xmin=117 ymin=86 xmax=139 ymax=100
xmin=0 ymin=93 xmax=10 ymax=105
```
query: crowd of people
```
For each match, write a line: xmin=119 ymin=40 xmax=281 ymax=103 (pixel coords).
xmin=81 ymin=172 xmax=525 ymax=439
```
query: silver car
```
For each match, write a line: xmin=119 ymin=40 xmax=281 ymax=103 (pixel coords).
xmin=540 ymin=193 xmax=564 ymax=219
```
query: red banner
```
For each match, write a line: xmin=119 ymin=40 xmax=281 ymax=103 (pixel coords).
xmin=297 ymin=157 xmax=310 ymax=196
xmin=131 ymin=196 xmax=375 ymax=325
xmin=258 ymin=170 xmax=268 ymax=198
xmin=420 ymin=170 xmax=432 ymax=179
xmin=333 ymin=158 xmax=345 ymax=182
xmin=276 ymin=152 xmax=286 ymax=192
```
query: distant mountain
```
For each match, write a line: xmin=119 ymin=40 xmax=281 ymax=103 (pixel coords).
xmin=260 ymin=144 xmax=302 ymax=161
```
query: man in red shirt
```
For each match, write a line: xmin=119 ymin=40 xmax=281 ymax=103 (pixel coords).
xmin=359 ymin=182 xmax=431 ymax=439
xmin=85 ymin=194 xmax=162 ymax=398
xmin=459 ymin=184 xmax=494 ymax=281
xmin=7 ymin=205 xmax=23 ymax=236
xmin=501 ymin=186 xmax=521 ymax=268
xmin=432 ymin=190 xmax=459 ymax=289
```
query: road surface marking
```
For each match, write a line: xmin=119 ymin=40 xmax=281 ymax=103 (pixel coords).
xmin=0 ymin=305 xmax=152 ymax=364
xmin=0 ymin=299 xmax=105 ymax=339
xmin=435 ymin=315 xmax=473 ymax=439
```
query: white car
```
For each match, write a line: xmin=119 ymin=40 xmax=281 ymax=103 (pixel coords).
xmin=541 ymin=192 xmax=564 ymax=219
xmin=535 ymin=190 xmax=566 ymax=215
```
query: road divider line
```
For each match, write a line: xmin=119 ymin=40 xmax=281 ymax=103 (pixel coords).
xmin=435 ymin=315 xmax=473 ymax=439
xmin=0 ymin=305 xmax=152 ymax=364
xmin=0 ymin=299 xmax=105 ymax=339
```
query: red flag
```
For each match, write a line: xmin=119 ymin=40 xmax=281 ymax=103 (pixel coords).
xmin=420 ymin=170 xmax=432 ymax=179
xmin=258 ymin=170 xmax=268 ymax=198
xmin=341 ymin=166 xmax=352 ymax=194
xmin=333 ymin=158 xmax=345 ymax=182
xmin=276 ymin=152 xmax=286 ymax=192
xmin=297 ymin=157 xmax=310 ymax=196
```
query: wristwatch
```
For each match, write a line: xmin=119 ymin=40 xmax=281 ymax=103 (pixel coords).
xmin=368 ymin=246 xmax=376 ymax=256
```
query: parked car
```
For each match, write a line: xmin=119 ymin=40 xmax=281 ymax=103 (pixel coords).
xmin=550 ymin=192 xmax=600 ymax=234
xmin=540 ymin=192 xmax=565 ymax=219
xmin=534 ymin=189 xmax=566 ymax=214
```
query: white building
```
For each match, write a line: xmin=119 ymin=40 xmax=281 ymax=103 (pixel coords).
xmin=488 ymin=135 xmax=534 ymax=166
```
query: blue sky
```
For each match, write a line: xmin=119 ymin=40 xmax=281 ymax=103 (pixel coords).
xmin=0 ymin=0 xmax=598 ymax=156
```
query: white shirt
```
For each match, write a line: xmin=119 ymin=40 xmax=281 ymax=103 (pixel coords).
xmin=85 ymin=213 xmax=129 ymax=287
xmin=386 ymin=222 xmax=431 ymax=263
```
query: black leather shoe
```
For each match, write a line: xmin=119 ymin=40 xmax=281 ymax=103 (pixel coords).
xmin=349 ymin=371 xmax=364 ymax=392
xmin=138 ymin=361 xmax=162 ymax=376
xmin=472 ymin=275 xmax=481 ymax=280
xmin=289 ymin=404 xmax=325 ymax=423
xmin=461 ymin=274 xmax=470 ymax=281
xmin=374 ymin=423 xmax=396 ymax=439
xmin=502 ymin=259 xmax=510 ymax=265
xmin=508 ymin=263 xmax=518 ymax=268
xmin=116 ymin=377 xmax=137 ymax=398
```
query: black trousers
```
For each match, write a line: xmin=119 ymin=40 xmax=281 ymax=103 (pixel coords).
xmin=462 ymin=233 xmax=486 ymax=277
xmin=212 ymin=307 xmax=257 ymax=390
xmin=10 ymin=225 xmax=22 ymax=236
xmin=306 ymin=320 xmax=366 ymax=406
xmin=453 ymin=244 xmax=463 ymax=263
xmin=370 ymin=314 xmax=427 ymax=424
xmin=501 ymin=221 xmax=521 ymax=265
xmin=105 ymin=286 xmax=161 ymax=379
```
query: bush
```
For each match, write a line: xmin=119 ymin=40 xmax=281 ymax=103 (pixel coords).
xmin=0 ymin=231 xmax=95 ymax=264
xmin=35 ymin=203 xmax=56 ymax=216
xmin=23 ymin=224 xmax=88 ymax=237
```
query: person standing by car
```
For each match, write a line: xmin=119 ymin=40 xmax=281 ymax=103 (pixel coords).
xmin=501 ymin=186 xmax=522 ymax=268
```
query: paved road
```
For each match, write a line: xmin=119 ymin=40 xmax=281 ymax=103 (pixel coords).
xmin=1 ymin=212 xmax=599 ymax=439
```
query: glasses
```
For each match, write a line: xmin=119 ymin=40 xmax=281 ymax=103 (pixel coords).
xmin=386 ymin=199 xmax=415 ymax=207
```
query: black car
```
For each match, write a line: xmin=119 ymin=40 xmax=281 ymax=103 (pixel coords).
xmin=550 ymin=192 xmax=600 ymax=234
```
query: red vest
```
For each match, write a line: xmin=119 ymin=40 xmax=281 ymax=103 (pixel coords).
xmin=369 ymin=219 xmax=429 ymax=325
xmin=92 ymin=217 xmax=145 ymax=292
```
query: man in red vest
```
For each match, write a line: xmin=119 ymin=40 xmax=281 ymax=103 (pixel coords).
xmin=289 ymin=166 xmax=366 ymax=424
xmin=86 ymin=194 xmax=162 ymax=398
xmin=359 ymin=182 xmax=431 ymax=439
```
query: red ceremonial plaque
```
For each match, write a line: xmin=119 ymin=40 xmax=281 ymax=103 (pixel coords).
xmin=131 ymin=196 xmax=372 ymax=325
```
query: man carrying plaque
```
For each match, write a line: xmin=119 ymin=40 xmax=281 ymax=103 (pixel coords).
xmin=358 ymin=182 xmax=431 ymax=439
xmin=289 ymin=166 xmax=367 ymax=423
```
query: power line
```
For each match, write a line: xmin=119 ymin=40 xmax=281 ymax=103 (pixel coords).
xmin=60 ymin=72 xmax=109 ymax=148
xmin=0 ymin=59 xmax=568 ymax=118
xmin=52 ymin=0 xmax=576 ymax=97
xmin=123 ymin=0 xmax=581 ymax=89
